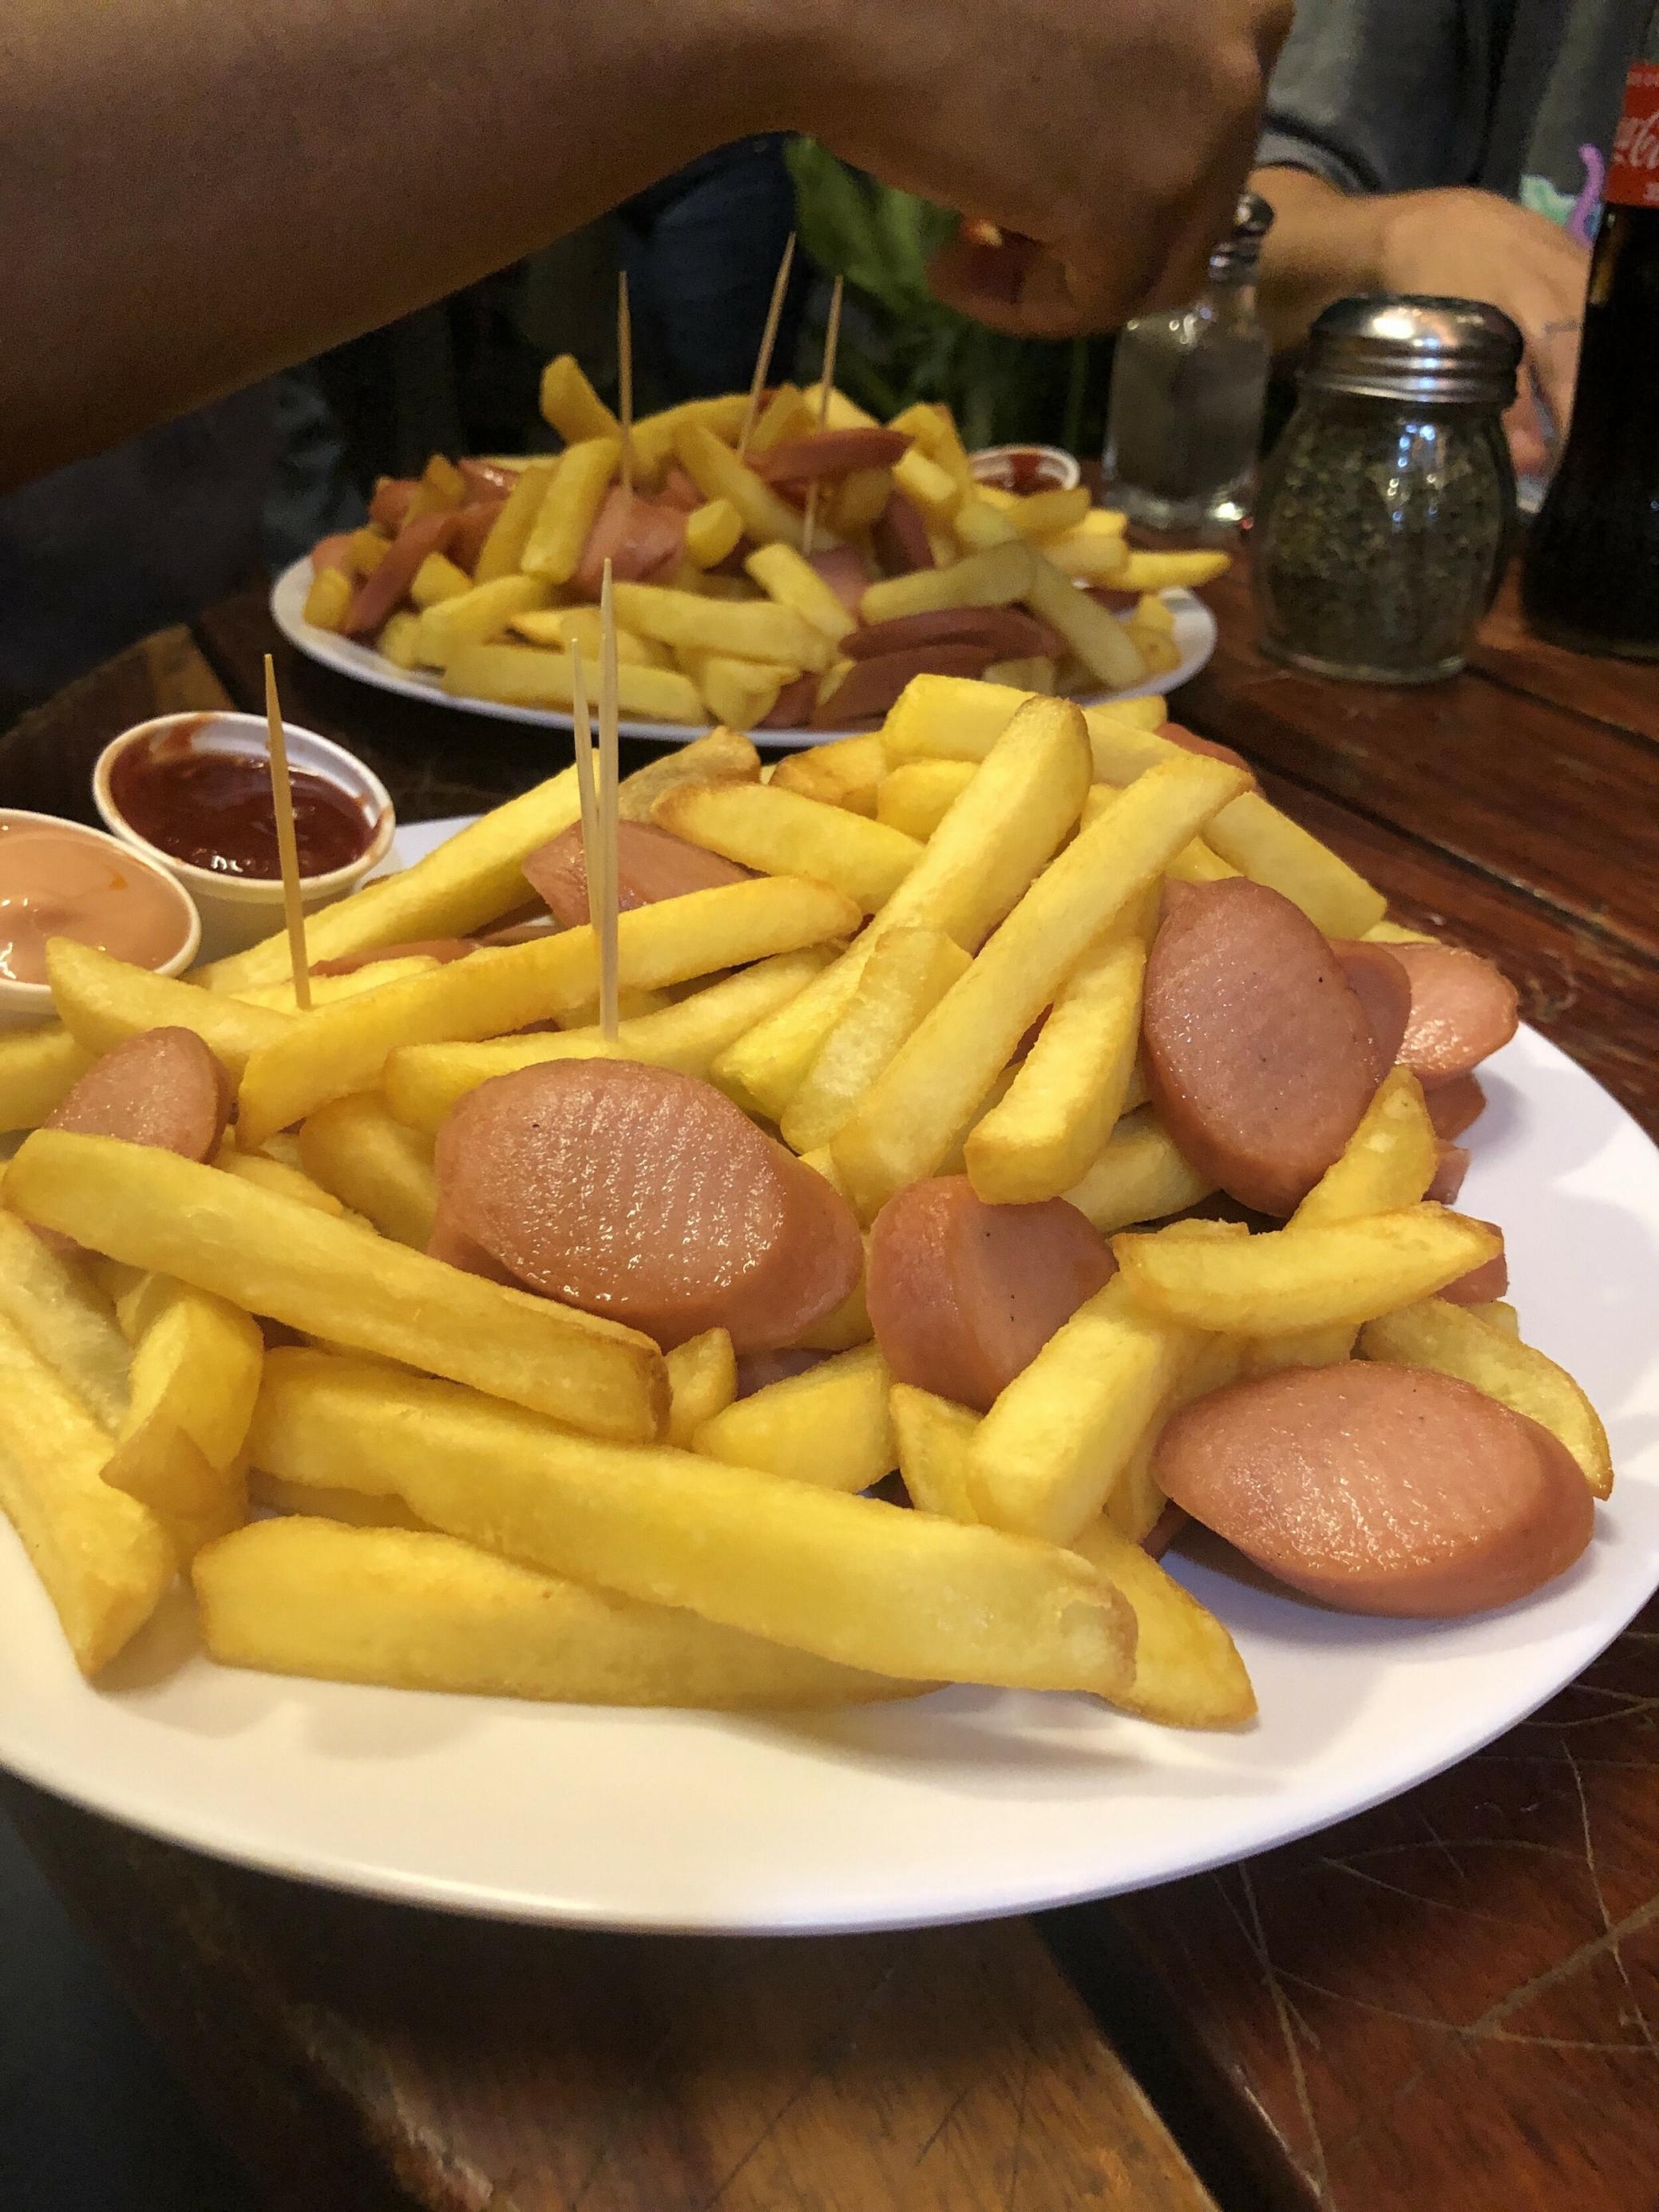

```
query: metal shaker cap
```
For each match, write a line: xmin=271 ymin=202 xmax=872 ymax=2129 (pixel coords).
xmin=1302 ymin=295 xmax=1523 ymax=406
xmin=1207 ymin=191 xmax=1275 ymax=279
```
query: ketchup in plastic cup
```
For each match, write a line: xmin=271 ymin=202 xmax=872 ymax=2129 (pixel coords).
xmin=0 ymin=809 xmax=200 ymax=1031
xmin=969 ymin=444 xmax=1082 ymax=496
xmin=94 ymin=712 xmax=395 ymax=960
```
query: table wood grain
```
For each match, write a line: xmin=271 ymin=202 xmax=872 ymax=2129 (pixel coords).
xmin=2 ymin=564 xmax=1657 ymax=2212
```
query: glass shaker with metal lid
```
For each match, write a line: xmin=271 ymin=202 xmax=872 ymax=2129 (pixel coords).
xmin=1102 ymin=192 xmax=1274 ymax=535
xmin=1253 ymin=295 xmax=1521 ymax=683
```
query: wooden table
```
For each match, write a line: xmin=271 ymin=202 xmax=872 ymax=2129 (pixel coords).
xmin=2 ymin=568 xmax=1656 ymax=2212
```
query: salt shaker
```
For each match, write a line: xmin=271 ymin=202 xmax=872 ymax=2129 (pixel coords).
xmin=1102 ymin=192 xmax=1274 ymax=536
xmin=1253 ymin=296 xmax=1521 ymax=683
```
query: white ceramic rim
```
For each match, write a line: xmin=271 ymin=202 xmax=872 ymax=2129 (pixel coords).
xmin=0 ymin=806 xmax=201 ymax=1014
xmin=93 ymin=712 xmax=397 ymax=902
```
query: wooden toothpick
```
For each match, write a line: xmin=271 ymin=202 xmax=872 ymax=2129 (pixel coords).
xmin=617 ymin=271 xmax=635 ymax=498
xmin=737 ymin=231 xmax=797 ymax=460
xmin=262 ymin=653 xmax=311 ymax=1011
xmin=802 ymin=274 xmax=845 ymax=560
xmin=596 ymin=560 xmax=621 ymax=1043
xmin=569 ymin=639 xmax=601 ymax=935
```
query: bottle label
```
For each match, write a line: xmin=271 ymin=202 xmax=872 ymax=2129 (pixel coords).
xmin=1609 ymin=61 xmax=1659 ymax=208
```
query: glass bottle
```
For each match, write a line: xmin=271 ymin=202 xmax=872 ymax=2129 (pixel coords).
xmin=1253 ymin=296 xmax=1520 ymax=684
xmin=1102 ymin=192 xmax=1274 ymax=536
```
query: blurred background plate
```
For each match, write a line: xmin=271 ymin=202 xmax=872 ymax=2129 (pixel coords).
xmin=270 ymin=560 xmax=1217 ymax=750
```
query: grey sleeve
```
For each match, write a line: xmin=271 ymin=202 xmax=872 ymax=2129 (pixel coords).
xmin=1256 ymin=0 xmax=1495 ymax=196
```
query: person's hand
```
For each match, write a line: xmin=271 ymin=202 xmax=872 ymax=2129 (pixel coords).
xmin=789 ymin=0 xmax=1293 ymax=336
xmin=1376 ymin=191 xmax=1590 ymax=475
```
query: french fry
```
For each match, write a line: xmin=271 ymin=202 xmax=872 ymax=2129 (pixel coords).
xmin=196 ymin=1518 xmax=918 ymax=1708
xmin=239 ymin=880 xmax=855 ymax=1146
xmin=102 ymin=1281 xmax=262 ymax=1553
xmin=890 ymin=445 xmax=964 ymax=525
xmin=692 ymin=1344 xmax=894 ymax=1492
xmin=414 ymin=574 xmax=552 ymax=669
xmin=654 ymin=779 xmax=921 ymax=914
xmin=1249 ymin=1068 xmax=1440 ymax=1372
xmin=665 ymin=1328 xmax=738 ymax=1450
xmin=1162 ymin=836 xmax=1240 ymax=884
xmin=1117 ymin=1208 xmax=1501 ymax=1336
xmin=5 ymin=1135 xmax=667 ymax=1445
xmin=383 ymin=948 xmax=834 ymax=1133
xmin=676 ymin=421 xmax=830 ymax=555
xmin=0 ymin=1206 xmax=129 ymax=1430
xmin=770 ymin=733 xmax=888 ymax=817
xmin=1022 ymin=555 xmax=1146 ymax=691
xmin=298 ymin=1092 xmax=439 ymax=1248
xmin=616 ymin=726 xmax=762 ymax=822
xmin=712 ymin=694 xmax=1091 ymax=1120
xmin=859 ymin=541 xmax=1035 ymax=627
xmin=1360 ymin=1299 xmax=1613 ymax=1498
xmin=1128 ymin=626 xmax=1184 ymax=678
xmin=1468 ymin=1298 xmax=1521 ymax=1336
xmin=612 ymin=580 xmax=835 ymax=672
xmin=233 ymin=956 xmax=442 ymax=1012
xmin=689 ymin=655 xmax=789 ymax=732
xmin=1364 ymin=919 xmax=1437 ymax=945
xmin=198 ymin=769 xmax=581 ymax=995
xmin=1201 ymin=792 xmax=1387 ymax=938
xmin=832 ymin=747 xmax=1247 ymax=1220
xmin=799 ymin=384 xmax=882 ymax=432
xmin=1118 ymin=549 xmax=1231 ymax=592
xmin=969 ymin=1276 xmax=1202 ymax=1543
xmin=539 ymin=354 xmax=624 ymax=447
xmin=46 ymin=937 xmax=291 ymax=1078
xmin=1035 ymin=526 xmax=1133 ymax=584
xmin=246 ymin=1347 xmax=1134 ymax=1694
xmin=302 ymin=566 xmax=354 ymax=631
xmin=408 ymin=551 xmax=473 ymax=610
xmin=885 ymin=402 xmax=972 ymax=489
xmin=982 ymin=654 xmax=1057 ymax=694
xmin=1071 ymin=1521 xmax=1256 ymax=1727
xmin=442 ymin=643 xmax=706 ymax=725
xmin=827 ymin=466 xmax=893 ymax=534
xmin=874 ymin=758 xmax=976 ymax=840
xmin=880 ymin=674 xmax=1034 ymax=762
xmin=1062 ymin=1110 xmax=1215 ymax=1233
xmin=343 ymin=526 xmax=390 ymax=576
xmin=520 ymin=435 xmax=620 ymax=584
xmin=748 ymin=384 xmax=814 ymax=454
xmin=891 ymin=1383 xmax=979 ymax=1521
xmin=513 ymin=608 xmax=670 ymax=667
xmin=473 ymin=459 xmax=558 ymax=583
xmin=791 ymin=1268 xmax=873 ymax=1351
xmin=745 ymin=542 xmax=858 ymax=642
xmin=249 ymin=1471 xmax=433 ymax=1530
xmin=999 ymin=487 xmax=1093 ymax=540
xmin=378 ymin=609 xmax=422 ymax=669
xmin=221 ymin=1152 xmax=346 ymax=1215
xmin=632 ymin=393 xmax=747 ymax=476
xmin=781 ymin=926 xmax=970 ymax=1154
xmin=0 ymin=1310 xmax=172 ymax=1674
xmin=684 ymin=497 xmax=745 ymax=569
xmin=965 ymin=919 xmax=1147 ymax=1204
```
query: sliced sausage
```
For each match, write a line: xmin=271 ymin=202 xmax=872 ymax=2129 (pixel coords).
xmin=1152 ymin=1363 xmax=1592 ymax=1616
xmin=46 ymin=1028 xmax=232 ymax=1161
xmin=311 ymin=939 xmax=477 ymax=978
xmin=310 ymin=531 xmax=356 ymax=576
xmin=813 ymin=643 xmax=996 ymax=729
xmin=458 ymin=458 xmax=522 ymax=502
xmin=845 ymin=607 xmax=1059 ymax=663
xmin=1158 ymin=722 xmax=1254 ymax=778
xmin=573 ymin=488 xmax=687 ymax=597
xmin=1391 ymin=943 xmax=1519 ymax=1088
xmin=368 ymin=477 xmax=418 ymax=533
xmin=522 ymin=818 xmax=754 ymax=928
xmin=447 ymin=499 xmax=508 ymax=576
xmin=872 ymin=492 xmax=936 ymax=576
xmin=753 ymin=429 xmax=912 ymax=487
xmin=1441 ymin=1219 xmax=1509 ymax=1305
xmin=344 ymin=510 xmax=460 ymax=636
xmin=1427 ymin=1073 xmax=1487 ymax=1140
xmin=758 ymin=674 xmax=818 ymax=730
xmin=1427 ymin=1142 xmax=1470 ymax=1205
xmin=477 ymin=917 xmax=564 ymax=948
xmin=807 ymin=546 xmax=873 ymax=619
xmin=1142 ymin=1502 xmax=1188 ymax=1560
xmin=658 ymin=465 xmax=706 ymax=513
xmin=1142 ymin=877 xmax=1382 ymax=1217
xmin=426 ymin=1204 xmax=523 ymax=1287
xmin=434 ymin=1060 xmax=863 ymax=1351
xmin=866 ymin=1176 xmax=1115 ymax=1414
xmin=1332 ymin=940 xmax=1412 ymax=1086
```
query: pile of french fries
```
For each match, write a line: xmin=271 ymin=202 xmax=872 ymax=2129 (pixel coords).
xmin=299 ymin=363 xmax=1227 ymax=731
xmin=0 ymin=676 xmax=1610 ymax=1736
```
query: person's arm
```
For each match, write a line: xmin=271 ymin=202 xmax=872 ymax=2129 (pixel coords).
xmin=2 ymin=0 xmax=1290 ymax=489
xmin=1250 ymin=167 xmax=1590 ymax=473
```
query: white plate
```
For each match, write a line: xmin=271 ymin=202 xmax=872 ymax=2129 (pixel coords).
xmin=270 ymin=557 xmax=1218 ymax=750
xmin=2 ymin=815 xmax=1655 ymax=1933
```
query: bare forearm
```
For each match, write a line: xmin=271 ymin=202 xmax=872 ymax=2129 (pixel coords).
xmin=0 ymin=0 xmax=803 ymax=487
xmin=1248 ymin=165 xmax=1388 ymax=354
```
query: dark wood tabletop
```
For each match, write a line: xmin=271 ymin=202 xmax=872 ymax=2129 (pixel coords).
xmin=2 ymin=561 xmax=1656 ymax=2212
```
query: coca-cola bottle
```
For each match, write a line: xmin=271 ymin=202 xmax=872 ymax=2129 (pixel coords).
xmin=1522 ymin=17 xmax=1659 ymax=658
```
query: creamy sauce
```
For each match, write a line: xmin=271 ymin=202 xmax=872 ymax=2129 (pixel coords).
xmin=0 ymin=821 xmax=191 ymax=985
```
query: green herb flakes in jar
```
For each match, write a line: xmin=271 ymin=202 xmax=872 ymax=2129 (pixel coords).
xmin=1253 ymin=297 xmax=1521 ymax=683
